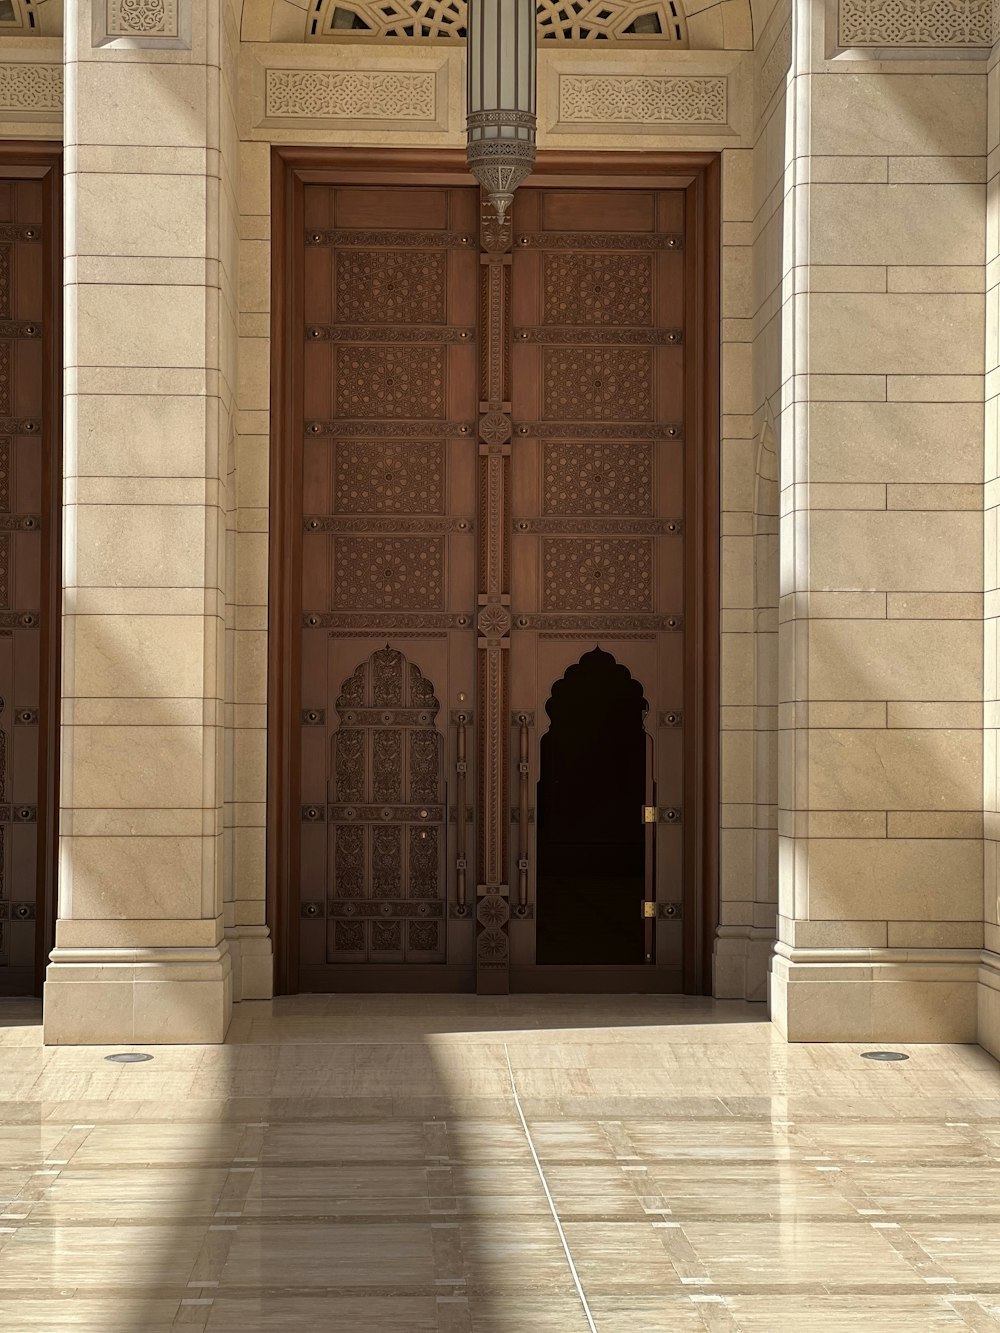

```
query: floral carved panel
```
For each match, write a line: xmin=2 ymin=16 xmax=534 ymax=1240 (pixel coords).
xmin=336 ymin=250 xmax=447 ymax=325
xmin=542 ymin=253 xmax=653 ymax=327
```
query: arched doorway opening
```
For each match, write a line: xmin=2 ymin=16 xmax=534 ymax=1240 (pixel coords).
xmin=535 ymin=648 xmax=650 ymax=967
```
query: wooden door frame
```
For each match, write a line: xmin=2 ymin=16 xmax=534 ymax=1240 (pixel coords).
xmin=0 ymin=144 xmax=63 ymax=994
xmin=268 ymin=146 xmax=720 ymax=996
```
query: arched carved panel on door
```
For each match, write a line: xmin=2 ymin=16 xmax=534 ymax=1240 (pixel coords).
xmin=327 ymin=646 xmax=447 ymax=964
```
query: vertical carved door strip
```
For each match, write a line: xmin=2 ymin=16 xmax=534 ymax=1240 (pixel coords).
xmin=475 ymin=204 xmax=514 ymax=992
xmin=270 ymin=149 xmax=719 ymax=996
xmin=0 ymin=150 xmax=60 ymax=997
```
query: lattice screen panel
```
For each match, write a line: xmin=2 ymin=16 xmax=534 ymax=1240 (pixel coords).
xmin=308 ymin=0 xmax=687 ymax=44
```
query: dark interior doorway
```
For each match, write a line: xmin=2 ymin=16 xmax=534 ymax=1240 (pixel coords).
xmin=535 ymin=649 xmax=648 ymax=966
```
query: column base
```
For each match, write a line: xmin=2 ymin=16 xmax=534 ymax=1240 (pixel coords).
xmin=979 ymin=951 xmax=1000 ymax=1061
xmin=225 ymin=925 xmax=274 ymax=1002
xmin=770 ymin=943 xmax=979 ymax=1043
xmin=713 ymin=926 xmax=773 ymax=1002
xmin=43 ymin=944 xmax=233 ymax=1045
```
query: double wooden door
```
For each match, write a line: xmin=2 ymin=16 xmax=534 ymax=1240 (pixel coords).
xmin=279 ymin=154 xmax=717 ymax=994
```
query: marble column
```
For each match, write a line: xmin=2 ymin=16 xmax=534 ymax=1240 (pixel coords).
xmin=43 ymin=0 xmax=239 ymax=1043
xmin=770 ymin=0 xmax=986 ymax=1041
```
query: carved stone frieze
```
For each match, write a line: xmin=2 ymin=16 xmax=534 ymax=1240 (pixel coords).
xmin=94 ymin=0 xmax=190 ymax=49
xmin=0 ymin=65 xmax=63 ymax=116
xmin=838 ymin=0 xmax=991 ymax=46
xmin=266 ymin=69 xmax=438 ymax=122
xmin=558 ymin=74 xmax=727 ymax=126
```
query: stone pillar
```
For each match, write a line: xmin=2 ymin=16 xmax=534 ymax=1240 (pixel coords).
xmin=771 ymin=0 xmax=986 ymax=1041
xmin=43 ymin=0 xmax=238 ymax=1043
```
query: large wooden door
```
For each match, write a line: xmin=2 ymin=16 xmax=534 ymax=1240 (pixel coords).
xmin=272 ymin=151 xmax=718 ymax=995
xmin=0 ymin=153 xmax=60 ymax=997
xmin=296 ymin=183 xmax=479 ymax=991
xmin=506 ymin=185 xmax=689 ymax=991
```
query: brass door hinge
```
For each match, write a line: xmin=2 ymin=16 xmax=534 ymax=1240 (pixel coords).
xmin=642 ymin=806 xmax=657 ymax=824
xmin=642 ymin=901 xmax=656 ymax=918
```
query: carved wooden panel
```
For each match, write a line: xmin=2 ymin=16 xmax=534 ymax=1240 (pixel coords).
xmin=542 ymin=538 xmax=653 ymax=612
xmin=327 ymin=647 xmax=446 ymax=963
xmin=542 ymin=347 xmax=653 ymax=421
xmin=331 ymin=535 xmax=445 ymax=611
xmin=336 ymin=249 xmax=447 ymax=324
xmin=333 ymin=441 xmax=445 ymax=515
xmin=542 ymin=441 xmax=653 ymax=516
xmin=542 ymin=253 xmax=653 ymax=326
xmin=298 ymin=182 xmax=479 ymax=988
xmin=335 ymin=346 xmax=446 ymax=420
xmin=508 ymin=185 xmax=688 ymax=984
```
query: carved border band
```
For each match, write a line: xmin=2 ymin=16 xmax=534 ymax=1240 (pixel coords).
xmin=837 ymin=0 xmax=992 ymax=47
xmin=557 ymin=74 xmax=729 ymax=131
xmin=264 ymin=67 xmax=442 ymax=128
xmin=0 ymin=65 xmax=63 ymax=119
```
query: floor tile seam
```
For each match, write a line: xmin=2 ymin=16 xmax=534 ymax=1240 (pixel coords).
xmin=11 ymin=1210 xmax=1000 ymax=1226
xmin=503 ymin=1044 xmax=599 ymax=1333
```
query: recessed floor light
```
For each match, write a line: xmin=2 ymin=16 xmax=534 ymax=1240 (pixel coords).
xmin=860 ymin=1051 xmax=909 ymax=1062
xmin=104 ymin=1052 xmax=153 ymax=1063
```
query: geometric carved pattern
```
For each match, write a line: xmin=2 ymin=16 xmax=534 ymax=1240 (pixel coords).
xmin=0 ymin=439 xmax=9 ymax=513
xmin=0 ymin=535 xmax=10 ymax=610
xmin=334 ymin=441 xmax=445 ymax=514
xmin=106 ymin=0 xmax=178 ymax=36
xmin=331 ymin=535 xmax=445 ymax=610
xmin=542 ymin=347 xmax=653 ymax=422
xmin=0 ymin=246 xmax=9 ymax=321
xmin=336 ymin=250 xmax=446 ymax=325
xmin=559 ymin=74 xmax=727 ymax=125
xmin=838 ymin=0 xmax=992 ymax=46
xmin=308 ymin=0 xmax=687 ymax=42
xmin=543 ymin=253 xmax=652 ymax=326
xmin=328 ymin=647 xmax=445 ymax=963
xmin=0 ymin=66 xmax=63 ymax=115
xmin=266 ymin=69 xmax=438 ymax=121
xmin=0 ymin=344 xmax=10 ymax=417
xmin=542 ymin=441 xmax=653 ymax=516
xmin=335 ymin=346 xmax=445 ymax=419
xmin=541 ymin=537 xmax=653 ymax=612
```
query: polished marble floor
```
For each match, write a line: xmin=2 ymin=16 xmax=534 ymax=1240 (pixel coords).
xmin=1 ymin=994 xmax=1000 ymax=1330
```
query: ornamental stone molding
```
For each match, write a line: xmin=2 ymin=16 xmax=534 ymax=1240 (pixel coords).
xmin=0 ymin=63 xmax=62 ymax=118
xmin=558 ymin=73 xmax=728 ymax=128
xmin=264 ymin=67 xmax=439 ymax=124
xmin=93 ymin=0 xmax=191 ymax=48
xmin=305 ymin=0 xmax=688 ymax=44
xmin=756 ymin=16 xmax=791 ymax=114
xmin=836 ymin=0 xmax=993 ymax=48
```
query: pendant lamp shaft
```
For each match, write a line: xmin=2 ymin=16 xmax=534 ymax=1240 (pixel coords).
xmin=466 ymin=0 xmax=538 ymax=221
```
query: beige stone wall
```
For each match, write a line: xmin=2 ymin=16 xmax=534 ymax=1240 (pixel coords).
xmin=770 ymin=0 xmax=987 ymax=1041
xmin=42 ymin=0 xmax=240 ymax=1042
xmin=714 ymin=0 xmax=790 ymax=1001
xmin=981 ymin=40 xmax=1000 ymax=1060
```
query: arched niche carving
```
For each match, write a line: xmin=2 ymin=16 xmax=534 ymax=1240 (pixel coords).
xmin=240 ymin=0 xmax=760 ymax=51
